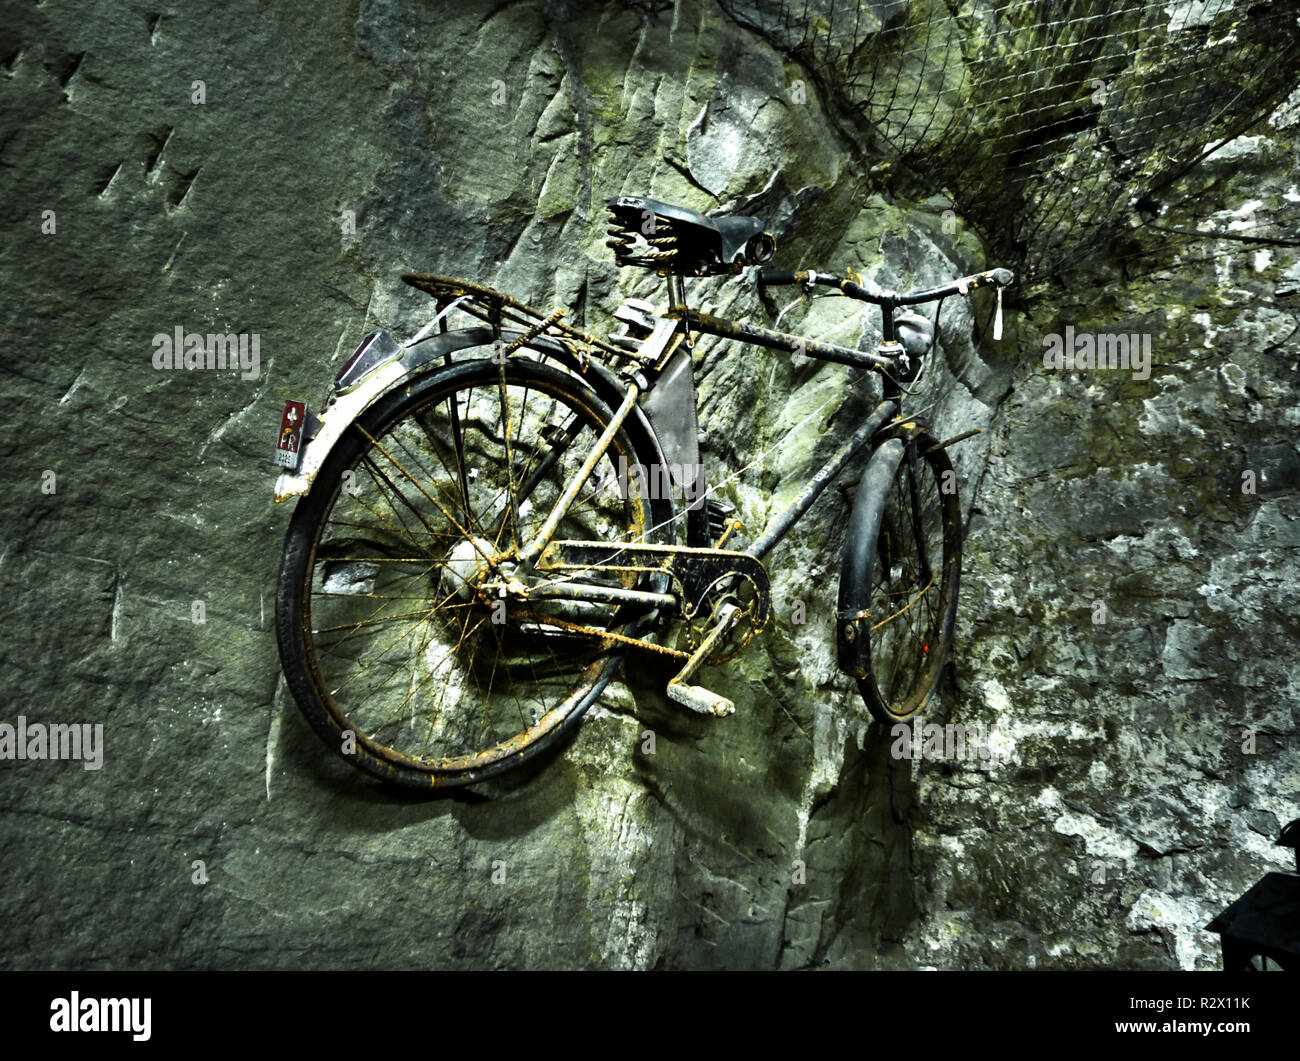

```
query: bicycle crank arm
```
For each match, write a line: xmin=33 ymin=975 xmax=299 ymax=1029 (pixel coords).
xmin=666 ymin=602 xmax=740 ymax=717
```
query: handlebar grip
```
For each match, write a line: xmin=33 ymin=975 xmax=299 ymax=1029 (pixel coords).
xmin=758 ymin=268 xmax=801 ymax=287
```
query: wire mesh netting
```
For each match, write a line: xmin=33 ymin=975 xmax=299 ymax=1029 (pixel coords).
xmin=719 ymin=0 xmax=1300 ymax=289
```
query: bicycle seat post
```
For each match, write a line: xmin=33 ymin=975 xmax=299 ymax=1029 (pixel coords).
xmin=666 ymin=273 xmax=686 ymax=315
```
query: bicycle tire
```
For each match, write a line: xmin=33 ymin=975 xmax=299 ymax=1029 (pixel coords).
xmin=843 ymin=427 xmax=961 ymax=724
xmin=275 ymin=355 xmax=673 ymax=788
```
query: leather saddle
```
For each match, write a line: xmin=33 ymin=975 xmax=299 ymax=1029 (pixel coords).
xmin=606 ymin=195 xmax=775 ymax=276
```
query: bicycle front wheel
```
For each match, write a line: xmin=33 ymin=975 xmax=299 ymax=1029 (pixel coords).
xmin=275 ymin=356 xmax=672 ymax=788
xmin=843 ymin=428 xmax=962 ymax=724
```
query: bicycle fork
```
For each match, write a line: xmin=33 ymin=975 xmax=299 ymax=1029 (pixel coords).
xmin=903 ymin=438 xmax=933 ymax=586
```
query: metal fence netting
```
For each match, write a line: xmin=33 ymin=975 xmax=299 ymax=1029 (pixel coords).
xmin=719 ymin=0 xmax=1300 ymax=290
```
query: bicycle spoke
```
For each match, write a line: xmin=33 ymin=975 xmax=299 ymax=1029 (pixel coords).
xmin=497 ymin=363 xmax=523 ymax=553
xmin=292 ymin=361 xmax=655 ymax=776
xmin=355 ymin=425 xmax=496 ymax=569
xmin=387 ymin=415 xmax=490 ymax=542
xmin=360 ymin=452 xmax=440 ymax=540
xmin=436 ymin=390 xmax=472 ymax=521
xmin=862 ymin=434 xmax=957 ymax=720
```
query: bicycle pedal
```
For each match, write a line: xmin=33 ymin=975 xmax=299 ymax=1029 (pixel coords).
xmin=666 ymin=681 xmax=735 ymax=717
xmin=666 ymin=600 xmax=739 ymax=717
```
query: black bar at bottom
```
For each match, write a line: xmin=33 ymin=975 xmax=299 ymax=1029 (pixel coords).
xmin=2 ymin=970 xmax=1293 ymax=1049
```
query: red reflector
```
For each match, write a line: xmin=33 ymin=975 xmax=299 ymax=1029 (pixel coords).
xmin=275 ymin=401 xmax=307 ymax=470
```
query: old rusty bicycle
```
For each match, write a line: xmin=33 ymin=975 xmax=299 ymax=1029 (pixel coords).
xmin=272 ymin=194 xmax=1014 ymax=787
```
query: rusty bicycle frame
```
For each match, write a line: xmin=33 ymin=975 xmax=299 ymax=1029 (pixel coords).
xmin=272 ymin=189 xmax=1020 ymax=787
xmin=432 ymin=264 xmax=1011 ymax=717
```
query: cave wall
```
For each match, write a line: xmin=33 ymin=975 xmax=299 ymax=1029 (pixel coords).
xmin=913 ymin=106 xmax=1300 ymax=969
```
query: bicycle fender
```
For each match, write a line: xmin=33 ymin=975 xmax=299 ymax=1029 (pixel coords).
xmin=273 ymin=326 xmax=673 ymax=506
xmin=273 ymin=357 xmax=408 ymax=502
xmin=836 ymin=437 xmax=904 ymax=680
xmin=398 ymin=325 xmax=668 ymax=465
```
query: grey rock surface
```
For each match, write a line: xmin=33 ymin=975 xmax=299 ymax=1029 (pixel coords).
xmin=0 ymin=0 xmax=1294 ymax=970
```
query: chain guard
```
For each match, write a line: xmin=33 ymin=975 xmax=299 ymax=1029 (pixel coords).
xmin=537 ymin=541 xmax=771 ymax=641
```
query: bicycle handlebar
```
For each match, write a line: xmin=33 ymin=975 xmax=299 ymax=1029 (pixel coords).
xmin=758 ymin=266 xmax=1014 ymax=306
xmin=757 ymin=269 xmax=801 ymax=287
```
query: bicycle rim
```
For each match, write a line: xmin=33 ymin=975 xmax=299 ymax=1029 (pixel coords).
xmin=860 ymin=431 xmax=961 ymax=723
xmin=277 ymin=356 xmax=670 ymax=786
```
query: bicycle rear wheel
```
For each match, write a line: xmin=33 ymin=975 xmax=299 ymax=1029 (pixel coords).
xmin=275 ymin=355 xmax=672 ymax=787
xmin=842 ymin=428 xmax=961 ymax=724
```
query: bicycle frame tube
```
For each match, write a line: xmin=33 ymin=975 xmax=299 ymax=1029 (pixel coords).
xmin=675 ymin=309 xmax=893 ymax=372
xmin=517 ymin=301 xmax=901 ymax=579
xmin=746 ymin=399 xmax=897 ymax=560
xmin=674 ymin=303 xmax=903 ymax=558
xmin=517 ymin=381 xmax=642 ymax=568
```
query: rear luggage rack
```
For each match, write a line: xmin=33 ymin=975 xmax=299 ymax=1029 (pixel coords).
xmin=401 ymin=274 xmax=652 ymax=372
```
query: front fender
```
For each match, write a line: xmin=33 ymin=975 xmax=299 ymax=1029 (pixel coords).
xmin=835 ymin=437 xmax=905 ymax=679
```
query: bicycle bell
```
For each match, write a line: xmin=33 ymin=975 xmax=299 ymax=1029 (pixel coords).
xmin=894 ymin=312 xmax=935 ymax=359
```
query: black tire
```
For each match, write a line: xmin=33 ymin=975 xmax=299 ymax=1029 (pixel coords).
xmin=842 ymin=427 xmax=961 ymax=724
xmin=275 ymin=356 xmax=673 ymax=788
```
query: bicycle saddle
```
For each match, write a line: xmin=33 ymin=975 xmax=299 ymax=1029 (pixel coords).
xmin=606 ymin=195 xmax=776 ymax=275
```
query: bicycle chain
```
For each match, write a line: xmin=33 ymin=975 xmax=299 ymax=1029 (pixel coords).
xmin=509 ymin=610 xmax=689 ymax=659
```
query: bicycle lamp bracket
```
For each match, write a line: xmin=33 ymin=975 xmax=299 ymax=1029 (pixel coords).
xmin=334 ymin=329 xmax=403 ymax=395
xmin=836 ymin=607 xmax=872 ymax=680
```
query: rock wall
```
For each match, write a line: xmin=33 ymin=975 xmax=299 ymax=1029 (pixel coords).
xmin=0 ymin=0 xmax=1294 ymax=969
xmin=911 ymin=107 xmax=1300 ymax=969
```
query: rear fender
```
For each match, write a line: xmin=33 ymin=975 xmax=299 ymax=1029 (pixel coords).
xmin=273 ymin=327 xmax=673 ymax=508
